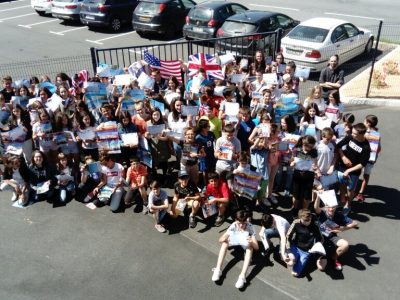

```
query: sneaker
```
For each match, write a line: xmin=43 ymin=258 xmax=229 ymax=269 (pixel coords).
xmin=211 ymin=268 xmax=222 ymax=282
xmin=263 ymin=198 xmax=271 ymax=207
xmin=189 ymin=215 xmax=197 ymax=228
xmin=215 ymin=215 xmax=225 ymax=227
xmin=155 ymin=224 xmax=166 ymax=233
xmin=355 ymin=193 xmax=365 ymax=202
xmin=283 ymin=190 xmax=291 ymax=197
xmin=142 ymin=205 xmax=149 ymax=215
xmin=235 ymin=275 xmax=246 ymax=289
xmin=11 ymin=192 xmax=17 ymax=202
xmin=335 ymin=260 xmax=343 ymax=271
xmin=269 ymin=195 xmax=278 ymax=205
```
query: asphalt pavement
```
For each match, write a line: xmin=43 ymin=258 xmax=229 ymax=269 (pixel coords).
xmin=1 ymin=103 xmax=399 ymax=300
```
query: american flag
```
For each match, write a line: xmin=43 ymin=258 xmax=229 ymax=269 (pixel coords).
xmin=188 ymin=53 xmax=224 ymax=80
xmin=143 ymin=50 xmax=182 ymax=82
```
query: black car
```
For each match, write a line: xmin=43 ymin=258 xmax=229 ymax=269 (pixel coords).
xmin=132 ymin=0 xmax=196 ymax=39
xmin=215 ymin=10 xmax=299 ymax=57
xmin=183 ymin=1 xmax=248 ymax=40
xmin=80 ymin=0 xmax=138 ymax=32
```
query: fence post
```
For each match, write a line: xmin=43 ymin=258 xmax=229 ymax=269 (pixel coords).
xmin=89 ymin=47 xmax=98 ymax=75
xmin=275 ymin=28 xmax=283 ymax=59
xmin=366 ymin=20 xmax=383 ymax=98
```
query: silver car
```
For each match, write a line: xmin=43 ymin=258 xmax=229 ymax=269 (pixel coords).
xmin=52 ymin=0 xmax=84 ymax=21
xmin=31 ymin=0 xmax=53 ymax=16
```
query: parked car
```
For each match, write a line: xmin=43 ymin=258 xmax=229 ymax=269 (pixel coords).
xmin=183 ymin=1 xmax=248 ymax=40
xmin=132 ymin=0 xmax=196 ymax=39
xmin=215 ymin=10 xmax=298 ymax=58
xmin=281 ymin=17 xmax=374 ymax=72
xmin=80 ymin=0 xmax=139 ymax=32
xmin=31 ymin=0 xmax=53 ymax=16
xmin=52 ymin=0 xmax=83 ymax=22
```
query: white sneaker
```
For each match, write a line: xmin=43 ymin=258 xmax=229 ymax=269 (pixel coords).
xmin=211 ymin=268 xmax=222 ymax=282
xmin=263 ymin=198 xmax=271 ymax=207
xmin=235 ymin=275 xmax=246 ymax=289
xmin=269 ymin=195 xmax=278 ymax=205
xmin=11 ymin=192 xmax=17 ymax=202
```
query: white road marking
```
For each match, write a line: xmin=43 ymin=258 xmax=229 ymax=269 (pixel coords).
xmin=249 ymin=4 xmax=300 ymax=11
xmin=0 ymin=5 xmax=30 ymax=12
xmin=0 ymin=12 xmax=35 ymax=22
xmin=18 ymin=18 xmax=58 ymax=28
xmin=324 ymin=12 xmax=384 ymax=21
xmin=86 ymin=31 xmax=136 ymax=45
xmin=49 ymin=26 xmax=87 ymax=35
xmin=0 ymin=0 xmax=28 ymax=5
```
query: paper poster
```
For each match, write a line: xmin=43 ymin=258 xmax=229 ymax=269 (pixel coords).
xmin=263 ymin=73 xmax=278 ymax=85
xmin=283 ymin=133 xmax=301 ymax=149
xmin=128 ymin=89 xmax=145 ymax=100
xmin=165 ymin=130 xmax=184 ymax=141
xmin=258 ymin=123 xmax=270 ymax=138
xmin=98 ymin=186 xmax=113 ymax=200
xmin=309 ymin=242 xmax=326 ymax=255
xmin=304 ymin=124 xmax=317 ymax=136
xmin=201 ymin=197 xmax=218 ymax=218
xmin=252 ymin=91 xmax=262 ymax=99
xmin=318 ymin=189 xmax=338 ymax=207
xmin=315 ymin=116 xmax=332 ymax=131
xmin=230 ymin=73 xmax=246 ymax=83
xmin=190 ymin=76 xmax=202 ymax=94
xmin=88 ymin=162 xmax=101 ymax=174
xmin=278 ymin=64 xmax=286 ymax=74
xmin=120 ymin=132 xmax=138 ymax=146
xmin=232 ymin=168 xmax=262 ymax=199
xmin=147 ymin=124 xmax=165 ymax=136
xmin=36 ymin=181 xmax=50 ymax=194
xmin=137 ymin=72 xmax=154 ymax=89
xmin=114 ymin=74 xmax=134 ymax=86
xmin=320 ymin=172 xmax=338 ymax=188
xmin=228 ymin=231 xmax=249 ymax=248
xmin=150 ymin=99 xmax=165 ymax=113
xmin=294 ymin=67 xmax=311 ymax=80
xmin=181 ymin=105 xmax=199 ymax=117
xmin=219 ymin=53 xmax=235 ymax=65
xmin=78 ymin=129 xmax=96 ymax=141
xmin=225 ymin=102 xmax=239 ymax=116
xmin=218 ymin=146 xmax=233 ymax=161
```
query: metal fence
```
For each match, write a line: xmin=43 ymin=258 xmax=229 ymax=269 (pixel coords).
xmin=90 ymin=29 xmax=283 ymax=75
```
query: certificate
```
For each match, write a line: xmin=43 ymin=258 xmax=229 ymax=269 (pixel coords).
xmin=137 ymin=73 xmax=154 ymax=89
xmin=78 ymin=129 xmax=96 ymax=141
xmin=252 ymin=91 xmax=262 ymax=99
xmin=147 ymin=124 xmax=165 ymax=136
xmin=230 ymin=73 xmax=246 ymax=83
xmin=263 ymin=73 xmax=278 ymax=85
xmin=114 ymin=74 xmax=134 ymax=86
xmin=294 ymin=67 xmax=311 ymax=80
xmin=304 ymin=124 xmax=317 ymax=136
xmin=181 ymin=105 xmax=199 ymax=117
xmin=258 ymin=123 xmax=270 ymax=138
xmin=36 ymin=181 xmax=50 ymax=194
xmin=315 ymin=116 xmax=332 ymax=131
xmin=121 ymin=132 xmax=138 ymax=146
xmin=228 ymin=231 xmax=249 ymax=248
xmin=318 ymin=189 xmax=338 ymax=207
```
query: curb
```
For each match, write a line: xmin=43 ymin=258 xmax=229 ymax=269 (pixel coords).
xmin=340 ymin=44 xmax=400 ymax=106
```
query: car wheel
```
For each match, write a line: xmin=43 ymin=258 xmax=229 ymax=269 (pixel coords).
xmin=110 ymin=17 xmax=122 ymax=32
xmin=36 ymin=10 xmax=46 ymax=16
xmin=364 ymin=37 xmax=374 ymax=55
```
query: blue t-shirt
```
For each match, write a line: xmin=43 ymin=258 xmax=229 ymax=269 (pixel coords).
xmin=195 ymin=132 xmax=215 ymax=159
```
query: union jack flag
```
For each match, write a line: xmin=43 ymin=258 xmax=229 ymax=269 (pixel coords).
xmin=144 ymin=50 xmax=182 ymax=82
xmin=188 ymin=53 xmax=224 ymax=81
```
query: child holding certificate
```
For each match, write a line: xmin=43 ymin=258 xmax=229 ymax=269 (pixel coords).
xmin=211 ymin=210 xmax=259 ymax=289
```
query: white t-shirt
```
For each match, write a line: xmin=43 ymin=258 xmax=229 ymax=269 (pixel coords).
xmin=317 ymin=140 xmax=335 ymax=174
xmin=101 ymin=163 xmax=124 ymax=188
xmin=215 ymin=136 xmax=241 ymax=171
xmin=303 ymin=98 xmax=326 ymax=114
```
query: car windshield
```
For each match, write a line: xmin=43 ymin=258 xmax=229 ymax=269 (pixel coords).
xmin=189 ymin=7 xmax=213 ymax=21
xmin=221 ymin=21 xmax=256 ymax=34
xmin=287 ymin=25 xmax=329 ymax=43
xmin=135 ymin=1 xmax=160 ymax=14
xmin=83 ymin=0 xmax=106 ymax=4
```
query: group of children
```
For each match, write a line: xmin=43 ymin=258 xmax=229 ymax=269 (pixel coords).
xmin=0 ymin=52 xmax=382 ymax=287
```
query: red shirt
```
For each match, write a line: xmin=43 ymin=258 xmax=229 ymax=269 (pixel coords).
xmin=131 ymin=115 xmax=148 ymax=135
xmin=127 ymin=164 xmax=148 ymax=188
xmin=205 ymin=180 xmax=230 ymax=199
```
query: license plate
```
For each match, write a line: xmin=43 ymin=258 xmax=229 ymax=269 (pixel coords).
xmin=85 ymin=15 xmax=95 ymax=20
xmin=193 ymin=27 xmax=203 ymax=33
xmin=139 ymin=16 xmax=150 ymax=22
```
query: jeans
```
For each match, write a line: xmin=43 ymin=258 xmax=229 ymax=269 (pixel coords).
xmin=291 ymin=245 xmax=312 ymax=275
xmin=107 ymin=187 xmax=125 ymax=212
xmin=275 ymin=164 xmax=294 ymax=192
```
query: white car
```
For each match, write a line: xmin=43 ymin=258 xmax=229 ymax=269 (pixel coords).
xmin=31 ymin=0 xmax=53 ymax=16
xmin=51 ymin=0 xmax=83 ymax=22
xmin=281 ymin=17 xmax=374 ymax=72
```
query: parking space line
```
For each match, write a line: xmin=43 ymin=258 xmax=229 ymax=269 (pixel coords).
xmin=0 ymin=13 xmax=35 ymax=22
xmin=0 ymin=0 xmax=28 ymax=5
xmin=249 ymin=4 xmax=300 ymax=11
xmin=324 ymin=12 xmax=384 ymax=21
xmin=18 ymin=19 xmax=58 ymax=29
xmin=49 ymin=26 xmax=87 ymax=35
xmin=0 ymin=5 xmax=30 ymax=12
xmin=86 ymin=31 xmax=136 ymax=45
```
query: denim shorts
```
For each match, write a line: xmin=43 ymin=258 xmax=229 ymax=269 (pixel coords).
xmin=337 ymin=170 xmax=359 ymax=191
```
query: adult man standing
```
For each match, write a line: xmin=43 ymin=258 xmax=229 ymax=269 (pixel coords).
xmin=319 ymin=55 xmax=344 ymax=103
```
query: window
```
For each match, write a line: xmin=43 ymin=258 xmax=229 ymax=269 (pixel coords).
xmin=181 ymin=0 xmax=195 ymax=9
xmin=287 ymin=26 xmax=329 ymax=43
xmin=344 ymin=23 xmax=359 ymax=38
xmin=331 ymin=26 xmax=349 ymax=43
xmin=230 ymin=4 xmax=247 ymax=14
xmin=276 ymin=14 xmax=292 ymax=28
xmin=217 ymin=6 xmax=230 ymax=20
